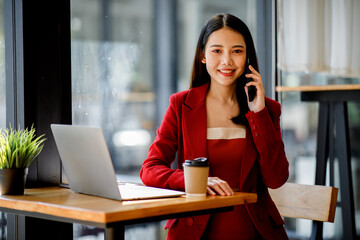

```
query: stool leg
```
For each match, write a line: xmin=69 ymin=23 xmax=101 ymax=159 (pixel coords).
xmin=310 ymin=221 xmax=323 ymax=240
xmin=329 ymin=105 xmax=335 ymax=187
xmin=311 ymin=103 xmax=329 ymax=240
xmin=314 ymin=103 xmax=329 ymax=185
xmin=105 ymin=225 xmax=125 ymax=240
xmin=335 ymin=103 xmax=356 ymax=240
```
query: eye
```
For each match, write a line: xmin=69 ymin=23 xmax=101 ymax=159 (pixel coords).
xmin=233 ymin=49 xmax=243 ymax=53
xmin=212 ymin=49 xmax=221 ymax=53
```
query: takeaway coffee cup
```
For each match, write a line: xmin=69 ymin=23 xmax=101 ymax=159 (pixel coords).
xmin=183 ymin=157 xmax=209 ymax=197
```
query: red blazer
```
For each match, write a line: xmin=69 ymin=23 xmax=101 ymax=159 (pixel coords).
xmin=140 ymin=83 xmax=289 ymax=240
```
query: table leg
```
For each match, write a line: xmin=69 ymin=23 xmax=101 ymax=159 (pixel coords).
xmin=105 ymin=225 xmax=125 ymax=240
xmin=6 ymin=214 xmax=73 ymax=240
xmin=311 ymin=103 xmax=329 ymax=240
xmin=310 ymin=221 xmax=323 ymax=240
xmin=335 ymin=103 xmax=356 ymax=240
xmin=314 ymin=103 xmax=329 ymax=185
xmin=328 ymin=104 xmax=335 ymax=187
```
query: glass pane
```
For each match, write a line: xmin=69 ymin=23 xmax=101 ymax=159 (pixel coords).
xmin=71 ymin=0 xmax=155 ymax=182
xmin=71 ymin=1 xmax=258 ymax=239
xmin=71 ymin=0 xmax=157 ymax=239
xmin=71 ymin=0 xmax=257 ymax=180
xmin=278 ymin=1 xmax=360 ymax=238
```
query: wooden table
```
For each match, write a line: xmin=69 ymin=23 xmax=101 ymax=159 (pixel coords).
xmin=0 ymin=187 xmax=257 ymax=240
xmin=277 ymin=84 xmax=360 ymax=240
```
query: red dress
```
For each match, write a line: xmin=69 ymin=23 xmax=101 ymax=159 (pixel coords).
xmin=202 ymin=127 xmax=261 ymax=240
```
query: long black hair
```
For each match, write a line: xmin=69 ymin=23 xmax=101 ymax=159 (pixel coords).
xmin=189 ymin=14 xmax=259 ymax=125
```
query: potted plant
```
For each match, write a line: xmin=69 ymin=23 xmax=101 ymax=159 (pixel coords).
xmin=0 ymin=125 xmax=46 ymax=195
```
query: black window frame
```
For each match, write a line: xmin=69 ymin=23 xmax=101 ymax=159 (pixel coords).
xmin=4 ymin=0 xmax=72 ymax=238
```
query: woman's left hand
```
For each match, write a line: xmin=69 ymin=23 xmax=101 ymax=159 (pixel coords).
xmin=207 ymin=177 xmax=234 ymax=196
xmin=245 ymin=65 xmax=265 ymax=113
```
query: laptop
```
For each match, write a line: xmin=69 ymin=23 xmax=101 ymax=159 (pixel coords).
xmin=50 ymin=124 xmax=185 ymax=201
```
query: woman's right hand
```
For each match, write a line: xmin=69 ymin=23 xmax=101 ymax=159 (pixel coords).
xmin=207 ymin=177 xmax=234 ymax=196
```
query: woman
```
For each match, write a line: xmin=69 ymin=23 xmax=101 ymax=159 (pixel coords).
xmin=140 ymin=14 xmax=289 ymax=240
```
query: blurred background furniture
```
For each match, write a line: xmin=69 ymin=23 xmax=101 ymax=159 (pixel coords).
xmin=277 ymin=84 xmax=360 ymax=240
xmin=269 ymin=182 xmax=338 ymax=240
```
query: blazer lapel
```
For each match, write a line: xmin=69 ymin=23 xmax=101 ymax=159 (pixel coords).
xmin=240 ymin=128 xmax=258 ymax=190
xmin=181 ymin=83 xmax=258 ymax=190
xmin=181 ymin=83 xmax=209 ymax=160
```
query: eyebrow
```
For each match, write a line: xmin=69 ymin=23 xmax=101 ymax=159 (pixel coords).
xmin=209 ymin=44 xmax=245 ymax=48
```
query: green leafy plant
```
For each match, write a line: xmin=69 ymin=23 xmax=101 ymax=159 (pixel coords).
xmin=0 ymin=126 xmax=46 ymax=169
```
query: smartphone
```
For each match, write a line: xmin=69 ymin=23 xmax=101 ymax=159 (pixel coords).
xmin=246 ymin=58 xmax=256 ymax=102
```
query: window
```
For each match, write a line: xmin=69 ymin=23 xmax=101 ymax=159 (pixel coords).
xmin=277 ymin=1 xmax=360 ymax=238
xmin=71 ymin=0 xmax=257 ymax=181
xmin=71 ymin=0 xmax=158 ymax=238
xmin=71 ymin=0 xmax=155 ymax=182
xmin=70 ymin=1 xmax=258 ymax=239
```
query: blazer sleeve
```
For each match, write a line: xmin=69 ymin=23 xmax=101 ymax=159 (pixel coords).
xmin=245 ymin=98 xmax=289 ymax=189
xmin=140 ymin=93 xmax=186 ymax=191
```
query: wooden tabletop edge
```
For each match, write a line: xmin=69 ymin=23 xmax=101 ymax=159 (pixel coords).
xmin=276 ymin=84 xmax=360 ymax=92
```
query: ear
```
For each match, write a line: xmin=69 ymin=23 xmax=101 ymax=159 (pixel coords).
xmin=201 ymin=58 xmax=206 ymax=64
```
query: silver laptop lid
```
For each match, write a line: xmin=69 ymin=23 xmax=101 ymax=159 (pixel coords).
xmin=51 ymin=124 xmax=122 ymax=200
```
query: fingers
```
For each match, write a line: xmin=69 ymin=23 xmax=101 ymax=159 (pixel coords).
xmin=244 ymin=65 xmax=266 ymax=112
xmin=207 ymin=177 xmax=234 ymax=196
xmin=245 ymin=65 xmax=262 ymax=85
xmin=207 ymin=186 xmax=217 ymax=196
xmin=244 ymin=65 xmax=263 ymax=97
xmin=245 ymin=65 xmax=261 ymax=79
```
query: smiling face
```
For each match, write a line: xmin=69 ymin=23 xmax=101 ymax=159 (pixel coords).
xmin=202 ymin=27 xmax=247 ymax=88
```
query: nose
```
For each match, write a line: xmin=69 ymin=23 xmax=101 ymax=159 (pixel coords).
xmin=221 ymin=53 xmax=233 ymax=65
